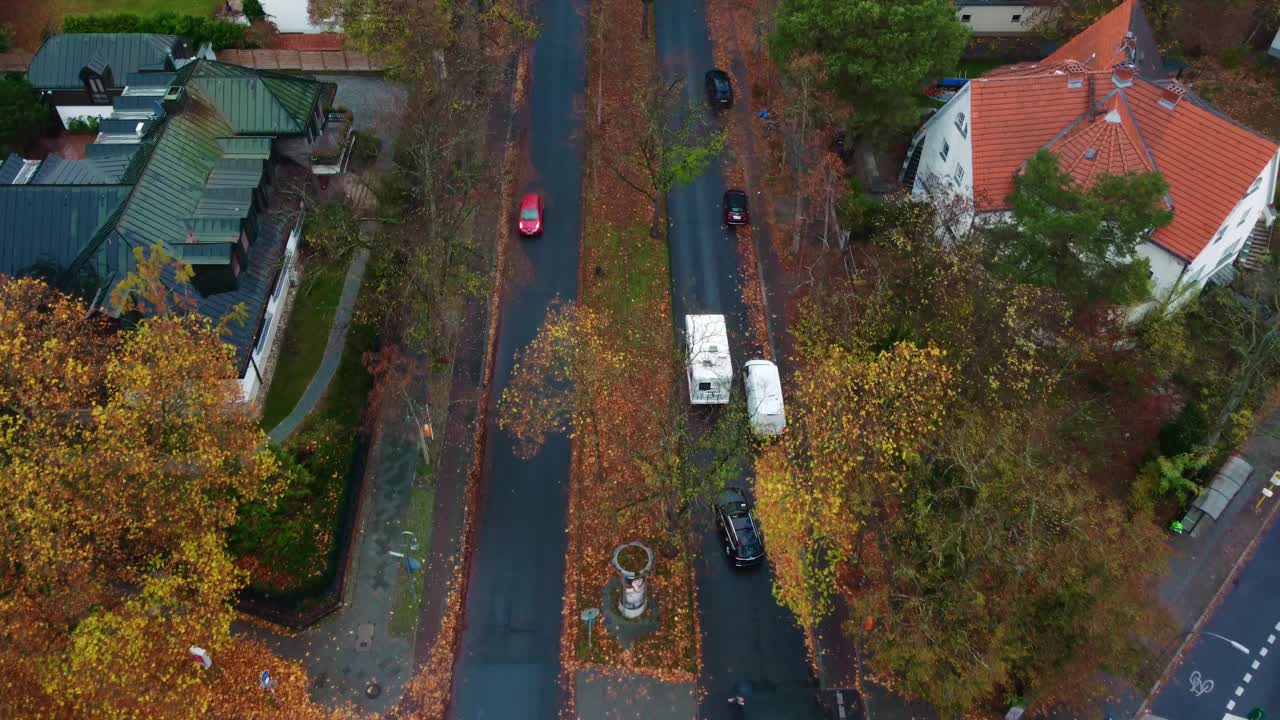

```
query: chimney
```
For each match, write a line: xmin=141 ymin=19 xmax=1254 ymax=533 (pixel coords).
xmin=1158 ymin=84 xmax=1185 ymax=110
xmin=1112 ymin=62 xmax=1136 ymax=88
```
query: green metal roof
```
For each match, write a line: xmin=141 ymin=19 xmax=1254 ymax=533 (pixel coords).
xmin=192 ymin=187 xmax=253 ymax=218
xmin=28 ymin=34 xmax=183 ymax=90
xmin=216 ymin=136 xmax=272 ymax=159
xmin=0 ymin=185 xmax=132 ymax=276
xmin=125 ymin=71 xmax=176 ymax=88
xmin=177 ymin=60 xmax=320 ymax=135
xmin=172 ymin=241 xmax=233 ymax=264
xmin=206 ymin=158 xmax=263 ymax=188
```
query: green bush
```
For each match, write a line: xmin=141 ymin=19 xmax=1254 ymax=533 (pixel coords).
xmin=0 ymin=24 xmax=12 ymax=53
xmin=65 ymin=116 xmax=100 ymax=134
xmin=230 ymin=421 xmax=351 ymax=587
xmin=243 ymin=0 xmax=267 ymax=22
xmin=1133 ymin=451 xmax=1209 ymax=512
xmin=1218 ymin=45 xmax=1251 ymax=70
xmin=1159 ymin=401 xmax=1208 ymax=458
xmin=61 ymin=12 xmax=251 ymax=50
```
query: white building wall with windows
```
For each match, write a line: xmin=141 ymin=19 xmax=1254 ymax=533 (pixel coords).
xmin=240 ymin=217 xmax=303 ymax=402
xmin=956 ymin=4 xmax=1055 ymax=34
xmin=904 ymin=86 xmax=975 ymax=231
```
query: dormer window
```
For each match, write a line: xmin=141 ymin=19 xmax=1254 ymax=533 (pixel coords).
xmin=954 ymin=112 xmax=968 ymax=138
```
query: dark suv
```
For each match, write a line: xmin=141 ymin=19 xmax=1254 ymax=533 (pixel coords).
xmin=705 ymin=69 xmax=733 ymax=109
xmin=714 ymin=488 xmax=764 ymax=567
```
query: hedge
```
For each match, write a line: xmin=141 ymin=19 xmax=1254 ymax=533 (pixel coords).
xmin=61 ymin=12 xmax=251 ymax=50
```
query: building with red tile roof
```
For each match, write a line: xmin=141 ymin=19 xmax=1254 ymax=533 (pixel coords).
xmin=901 ymin=0 xmax=1280 ymax=314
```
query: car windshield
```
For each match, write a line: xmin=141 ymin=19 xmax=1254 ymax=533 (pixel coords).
xmin=520 ymin=208 xmax=539 ymax=220
xmin=727 ymin=194 xmax=745 ymax=211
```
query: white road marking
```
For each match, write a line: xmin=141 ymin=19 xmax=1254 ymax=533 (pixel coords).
xmin=1270 ymin=634 xmax=1277 ymax=644
xmin=1228 ymin=700 xmax=1237 ymax=711
xmin=1262 ymin=647 xmax=1270 ymax=656
xmin=1235 ymin=686 xmax=1244 ymax=697
xmin=1224 ymin=714 xmax=1248 ymax=720
xmin=1274 ymin=620 xmax=1280 ymax=631
xmin=1244 ymin=673 xmax=1252 ymax=683
xmin=1252 ymin=660 xmax=1261 ymax=669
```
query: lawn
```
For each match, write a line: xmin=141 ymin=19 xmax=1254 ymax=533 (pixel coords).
xmin=233 ymin=311 xmax=377 ymax=598
xmin=955 ymin=58 xmax=1007 ymax=78
xmin=59 ymin=0 xmax=222 ymax=16
xmin=259 ymin=267 xmax=347 ymax=430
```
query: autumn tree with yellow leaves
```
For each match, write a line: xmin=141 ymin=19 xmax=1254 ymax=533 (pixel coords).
xmin=0 ymin=272 xmax=344 ymax=719
xmin=764 ymin=200 xmax=1171 ymax=715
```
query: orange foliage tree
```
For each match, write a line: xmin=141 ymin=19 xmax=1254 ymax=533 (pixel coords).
xmin=0 ymin=270 xmax=338 ymax=718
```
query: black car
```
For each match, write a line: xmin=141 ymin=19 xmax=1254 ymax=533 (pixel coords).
xmin=715 ymin=488 xmax=764 ymax=567
xmin=723 ymin=189 xmax=749 ymax=226
xmin=705 ymin=69 xmax=733 ymax=109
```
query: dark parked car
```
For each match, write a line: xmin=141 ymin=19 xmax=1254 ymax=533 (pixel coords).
xmin=715 ymin=488 xmax=764 ymax=567
xmin=705 ymin=69 xmax=733 ymax=109
xmin=723 ymin=189 xmax=749 ymax=226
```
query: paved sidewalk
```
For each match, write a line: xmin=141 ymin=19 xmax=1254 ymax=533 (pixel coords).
xmin=575 ymin=670 xmax=697 ymax=720
xmin=269 ymin=247 xmax=369 ymax=443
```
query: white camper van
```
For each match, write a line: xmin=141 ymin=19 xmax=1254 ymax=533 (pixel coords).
xmin=686 ymin=314 xmax=733 ymax=405
xmin=743 ymin=359 xmax=786 ymax=436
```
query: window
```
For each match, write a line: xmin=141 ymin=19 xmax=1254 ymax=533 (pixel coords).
xmin=1237 ymin=210 xmax=1252 ymax=227
xmin=961 ymin=13 xmax=971 ymax=22
xmin=1245 ymin=177 xmax=1263 ymax=197
xmin=698 ymin=382 xmax=712 ymax=391
xmin=1011 ymin=14 xmax=1022 ymax=22
xmin=940 ymin=140 xmax=951 ymax=162
xmin=254 ymin=312 xmax=273 ymax=355
xmin=1084 ymin=148 xmax=1098 ymax=161
xmin=1213 ymin=226 xmax=1227 ymax=244
xmin=953 ymin=164 xmax=965 ymax=185
xmin=954 ymin=112 xmax=968 ymax=138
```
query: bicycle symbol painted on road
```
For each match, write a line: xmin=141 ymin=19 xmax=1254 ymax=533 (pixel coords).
xmin=1188 ymin=670 xmax=1215 ymax=697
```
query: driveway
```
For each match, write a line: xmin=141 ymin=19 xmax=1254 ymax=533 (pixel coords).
xmin=313 ymin=74 xmax=407 ymax=173
xmin=654 ymin=2 xmax=821 ymax=718
xmin=447 ymin=0 xmax=587 ymax=717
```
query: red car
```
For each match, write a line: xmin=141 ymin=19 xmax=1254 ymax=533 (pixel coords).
xmin=518 ymin=193 xmax=544 ymax=236
xmin=723 ymin=189 xmax=749 ymax=226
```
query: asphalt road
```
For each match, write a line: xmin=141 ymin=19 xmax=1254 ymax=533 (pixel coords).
xmin=448 ymin=0 xmax=586 ymax=716
xmin=655 ymin=2 xmax=821 ymax=718
xmin=1148 ymin=514 xmax=1280 ymax=720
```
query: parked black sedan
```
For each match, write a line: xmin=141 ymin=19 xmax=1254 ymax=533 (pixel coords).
xmin=705 ymin=69 xmax=733 ymax=109
xmin=715 ymin=487 xmax=765 ymax=567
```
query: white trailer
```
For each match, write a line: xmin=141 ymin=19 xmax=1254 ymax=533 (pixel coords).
xmin=686 ymin=314 xmax=733 ymax=405
xmin=743 ymin=359 xmax=786 ymax=436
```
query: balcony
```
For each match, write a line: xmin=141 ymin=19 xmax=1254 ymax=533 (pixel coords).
xmin=311 ymin=109 xmax=354 ymax=175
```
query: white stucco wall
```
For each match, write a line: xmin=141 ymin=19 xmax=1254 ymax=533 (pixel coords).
xmin=1184 ymin=151 xmax=1280 ymax=283
xmin=259 ymin=0 xmax=340 ymax=33
xmin=906 ymin=86 xmax=975 ymax=232
xmin=956 ymin=5 xmax=1055 ymax=34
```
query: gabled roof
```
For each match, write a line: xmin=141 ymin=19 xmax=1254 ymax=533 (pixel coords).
xmin=1042 ymin=0 xmax=1165 ymax=78
xmin=29 ymin=155 xmax=129 ymax=185
xmin=961 ymin=0 xmax=1280 ymax=260
xmin=0 ymin=185 xmax=132 ymax=277
xmin=176 ymin=60 xmax=320 ymax=135
xmin=28 ymin=34 xmax=183 ymax=90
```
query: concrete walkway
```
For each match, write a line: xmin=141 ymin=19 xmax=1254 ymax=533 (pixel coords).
xmin=268 ymin=247 xmax=370 ymax=444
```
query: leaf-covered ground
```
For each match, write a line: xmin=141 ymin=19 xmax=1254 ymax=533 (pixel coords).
xmin=557 ymin=0 xmax=701 ymax=693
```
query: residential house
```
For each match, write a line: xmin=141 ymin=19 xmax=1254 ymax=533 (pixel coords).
xmin=956 ymin=1 xmax=1057 ymax=35
xmin=2 ymin=51 xmax=346 ymax=401
xmin=903 ymin=0 xmax=1280 ymax=317
xmin=26 ymin=33 xmax=199 ymax=126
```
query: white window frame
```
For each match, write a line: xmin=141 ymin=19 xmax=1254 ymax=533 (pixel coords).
xmin=954 ymin=112 xmax=968 ymax=139
xmin=940 ymin=139 xmax=951 ymax=162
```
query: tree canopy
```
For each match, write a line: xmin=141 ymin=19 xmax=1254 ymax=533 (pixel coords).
xmin=0 ymin=75 xmax=48 ymax=152
xmin=0 ymin=275 xmax=339 ymax=718
xmin=762 ymin=199 xmax=1171 ymax=714
xmin=769 ymin=0 xmax=968 ymax=135
xmin=983 ymin=149 xmax=1172 ymax=308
